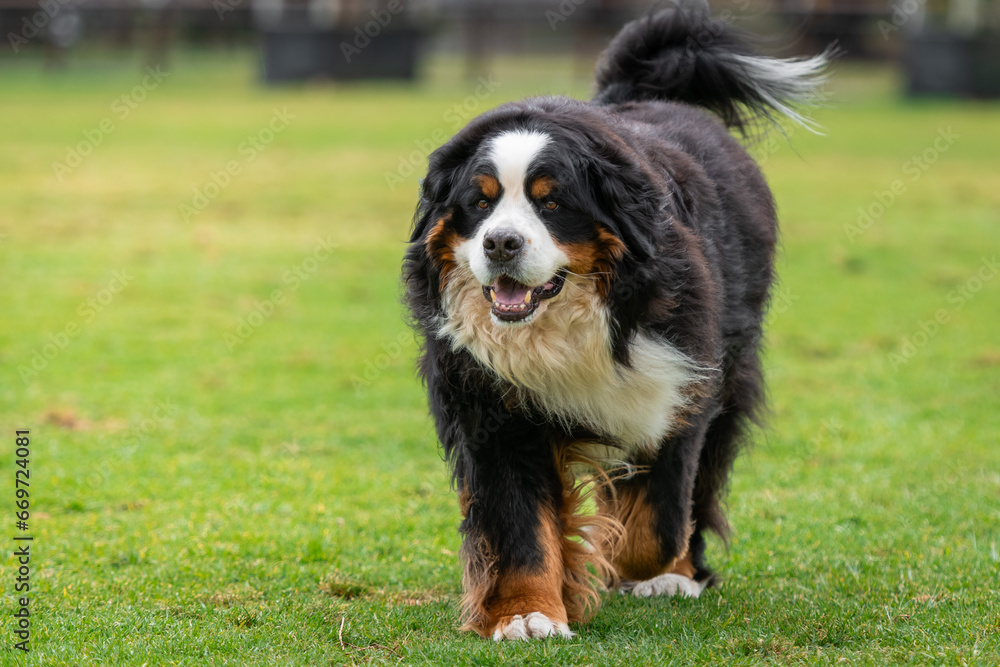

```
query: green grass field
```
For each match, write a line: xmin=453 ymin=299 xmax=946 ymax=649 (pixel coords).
xmin=1 ymin=51 xmax=998 ymax=665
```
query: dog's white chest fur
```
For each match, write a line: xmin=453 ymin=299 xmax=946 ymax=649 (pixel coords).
xmin=439 ymin=271 xmax=700 ymax=455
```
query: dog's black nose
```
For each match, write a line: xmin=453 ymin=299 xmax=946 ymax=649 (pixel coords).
xmin=483 ymin=230 xmax=524 ymax=263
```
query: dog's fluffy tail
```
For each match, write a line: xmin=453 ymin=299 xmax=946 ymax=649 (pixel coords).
xmin=593 ymin=7 xmax=831 ymax=133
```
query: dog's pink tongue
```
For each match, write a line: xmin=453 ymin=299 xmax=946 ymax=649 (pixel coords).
xmin=492 ymin=276 xmax=531 ymax=306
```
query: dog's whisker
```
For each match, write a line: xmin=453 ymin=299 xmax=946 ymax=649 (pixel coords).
xmin=562 ymin=270 xmax=612 ymax=281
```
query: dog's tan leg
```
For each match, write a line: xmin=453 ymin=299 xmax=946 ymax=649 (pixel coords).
xmin=460 ymin=505 xmax=573 ymax=640
xmin=598 ymin=482 xmax=707 ymax=598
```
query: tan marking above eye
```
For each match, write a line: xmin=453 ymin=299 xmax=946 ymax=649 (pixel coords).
xmin=474 ymin=174 xmax=501 ymax=199
xmin=530 ymin=176 xmax=557 ymax=200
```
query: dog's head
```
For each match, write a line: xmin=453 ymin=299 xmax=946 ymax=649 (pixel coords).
xmin=405 ymin=100 xmax=669 ymax=340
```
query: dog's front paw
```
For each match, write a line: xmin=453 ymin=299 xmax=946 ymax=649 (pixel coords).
xmin=491 ymin=612 xmax=575 ymax=641
xmin=622 ymin=573 xmax=707 ymax=599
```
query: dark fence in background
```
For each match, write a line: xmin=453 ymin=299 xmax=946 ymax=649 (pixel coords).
xmin=2 ymin=0 xmax=999 ymax=96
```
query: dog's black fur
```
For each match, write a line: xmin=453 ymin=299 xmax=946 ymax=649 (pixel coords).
xmin=403 ymin=8 xmax=826 ymax=638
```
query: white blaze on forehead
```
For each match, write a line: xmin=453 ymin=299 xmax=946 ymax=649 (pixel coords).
xmin=489 ymin=130 xmax=550 ymax=197
xmin=456 ymin=128 xmax=566 ymax=291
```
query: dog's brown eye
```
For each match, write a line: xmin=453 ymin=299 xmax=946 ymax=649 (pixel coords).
xmin=477 ymin=199 xmax=489 ymax=210
xmin=544 ymin=201 xmax=558 ymax=211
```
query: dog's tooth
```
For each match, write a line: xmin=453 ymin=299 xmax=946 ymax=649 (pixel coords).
xmin=490 ymin=289 xmax=497 ymax=303
xmin=523 ymin=291 xmax=531 ymax=304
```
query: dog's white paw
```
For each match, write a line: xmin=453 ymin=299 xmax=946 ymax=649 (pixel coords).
xmin=624 ymin=573 xmax=707 ymax=599
xmin=492 ymin=612 xmax=575 ymax=641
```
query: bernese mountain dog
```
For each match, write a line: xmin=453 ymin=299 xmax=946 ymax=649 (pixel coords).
xmin=403 ymin=8 xmax=828 ymax=640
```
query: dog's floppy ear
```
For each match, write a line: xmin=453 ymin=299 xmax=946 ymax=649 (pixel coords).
xmin=410 ymin=159 xmax=454 ymax=244
xmin=579 ymin=146 xmax=663 ymax=261
xmin=409 ymin=131 xmax=482 ymax=243
xmin=405 ymin=132 xmax=482 ymax=317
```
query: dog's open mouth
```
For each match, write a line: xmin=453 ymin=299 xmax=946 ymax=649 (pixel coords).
xmin=481 ymin=270 xmax=566 ymax=323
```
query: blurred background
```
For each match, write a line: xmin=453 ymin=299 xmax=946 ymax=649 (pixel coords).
xmin=2 ymin=0 xmax=1000 ymax=93
xmin=2 ymin=0 xmax=998 ymax=663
